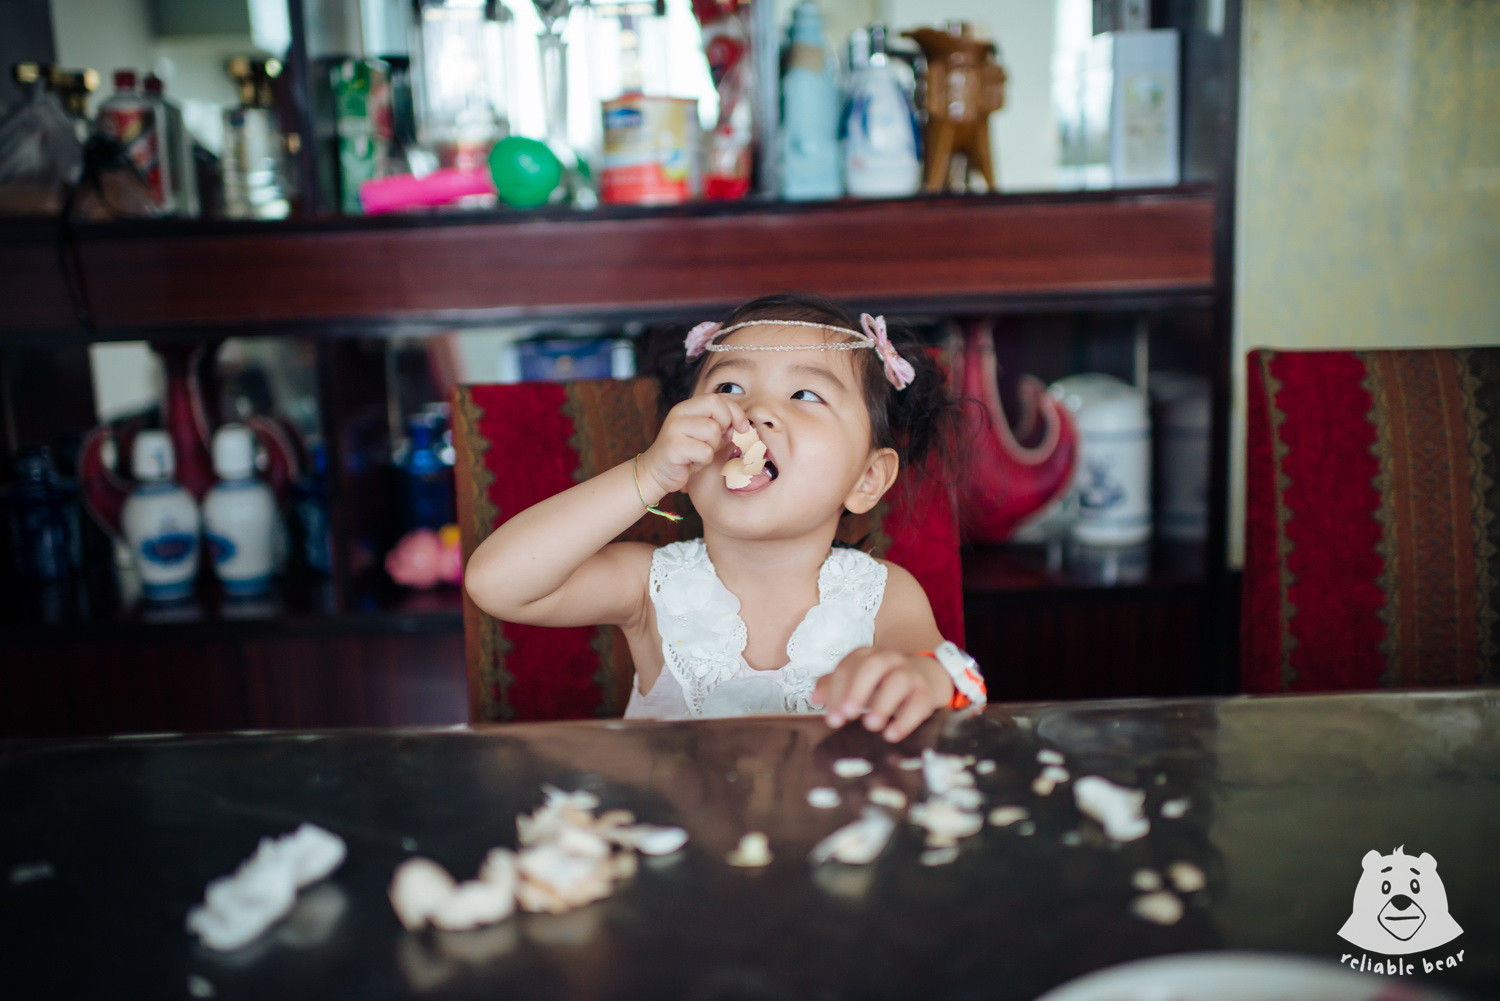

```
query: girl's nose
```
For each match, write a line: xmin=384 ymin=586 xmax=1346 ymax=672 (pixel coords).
xmin=746 ymin=402 xmax=777 ymax=430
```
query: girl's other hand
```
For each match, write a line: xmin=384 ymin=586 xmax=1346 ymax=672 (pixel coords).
xmin=812 ymin=648 xmax=953 ymax=743
xmin=638 ymin=394 xmax=750 ymax=496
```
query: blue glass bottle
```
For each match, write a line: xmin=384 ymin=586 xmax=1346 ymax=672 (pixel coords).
xmin=3 ymin=446 xmax=83 ymax=583
xmin=397 ymin=412 xmax=455 ymax=532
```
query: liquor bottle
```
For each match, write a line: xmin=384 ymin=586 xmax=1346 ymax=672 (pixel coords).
xmin=144 ymin=74 xmax=199 ymax=216
xmin=203 ymin=425 xmax=277 ymax=597
xmin=97 ymin=68 xmax=173 ymax=213
xmin=120 ymin=430 xmax=200 ymax=602
xmin=222 ymin=57 xmax=290 ymax=219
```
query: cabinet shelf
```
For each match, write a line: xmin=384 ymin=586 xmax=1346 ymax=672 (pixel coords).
xmin=0 ymin=186 xmax=1214 ymax=344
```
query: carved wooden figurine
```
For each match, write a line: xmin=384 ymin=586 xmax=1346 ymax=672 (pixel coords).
xmin=902 ymin=23 xmax=1008 ymax=193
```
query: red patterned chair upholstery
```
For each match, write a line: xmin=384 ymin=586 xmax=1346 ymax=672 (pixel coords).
xmin=1242 ymin=347 xmax=1500 ymax=693
xmin=453 ymin=378 xmax=964 ymax=722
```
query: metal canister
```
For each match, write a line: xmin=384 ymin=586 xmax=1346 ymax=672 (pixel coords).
xmin=600 ymin=95 xmax=698 ymax=205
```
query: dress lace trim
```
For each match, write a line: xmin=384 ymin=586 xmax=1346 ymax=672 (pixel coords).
xmin=649 ymin=539 xmax=887 ymax=717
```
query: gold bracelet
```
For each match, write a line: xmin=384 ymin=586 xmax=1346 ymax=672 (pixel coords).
xmin=632 ymin=454 xmax=683 ymax=522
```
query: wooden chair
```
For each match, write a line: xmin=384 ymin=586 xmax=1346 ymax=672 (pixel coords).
xmin=452 ymin=378 xmax=964 ymax=722
xmin=1241 ymin=347 xmax=1500 ymax=692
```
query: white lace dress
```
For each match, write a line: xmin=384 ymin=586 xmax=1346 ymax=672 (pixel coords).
xmin=624 ymin=538 xmax=888 ymax=720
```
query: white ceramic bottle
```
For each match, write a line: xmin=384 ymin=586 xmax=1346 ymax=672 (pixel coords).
xmin=202 ymin=424 xmax=277 ymax=597
xmin=841 ymin=25 xmax=921 ymax=198
xmin=1048 ymin=373 xmax=1153 ymax=546
xmin=121 ymin=429 xmax=201 ymax=601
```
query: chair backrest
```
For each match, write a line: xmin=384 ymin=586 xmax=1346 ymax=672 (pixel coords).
xmin=453 ymin=377 xmax=964 ymax=722
xmin=1242 ymin=347 xmax=1500 ymax=693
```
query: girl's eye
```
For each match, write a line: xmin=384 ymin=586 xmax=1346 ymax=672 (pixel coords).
xmin=714 ymin=382 xmax=744 ymax=395
xmin=792 ymin=389 xmax=824 ymax=403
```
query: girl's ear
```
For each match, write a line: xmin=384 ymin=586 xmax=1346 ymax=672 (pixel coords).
xmin=844 ymin=447 xmax=899 ymax=515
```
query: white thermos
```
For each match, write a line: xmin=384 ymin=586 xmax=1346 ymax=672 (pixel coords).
xmin=203 ymin=424 xmax=277 ymax=596
xmin=1049 ymin=374 xmax=1152 ymax=546
xmin=121 ymin=429 xmax=201 ymax=601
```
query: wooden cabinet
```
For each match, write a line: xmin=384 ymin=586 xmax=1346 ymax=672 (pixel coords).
xmin=0 ymin=3 xmax=1242 ymax=734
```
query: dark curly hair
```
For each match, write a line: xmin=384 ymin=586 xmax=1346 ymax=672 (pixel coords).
xmin=643 ymin=293 xmax=964 ymax=508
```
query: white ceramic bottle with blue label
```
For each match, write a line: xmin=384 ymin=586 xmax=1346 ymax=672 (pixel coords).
xmin=841 ymin=25 xmax=921 ymax=198
xmin=121 ymin=429 xmax=200 ymax=601
xmin=203 ymin=424 xmax=277 ymax=597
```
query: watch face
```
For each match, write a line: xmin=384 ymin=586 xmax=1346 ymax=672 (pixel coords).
xmin=938 ymin=641 xmax=976 ymax=669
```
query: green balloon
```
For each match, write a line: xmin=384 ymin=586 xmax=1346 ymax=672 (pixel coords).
xmin=488 ymin=137 xmax=563 ymax=209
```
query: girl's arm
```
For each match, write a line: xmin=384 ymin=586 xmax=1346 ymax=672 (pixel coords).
xmin=464 ymin=392 xmax=748 ymax=628
xmin=812 ymin=563 xmax=952 ymax=742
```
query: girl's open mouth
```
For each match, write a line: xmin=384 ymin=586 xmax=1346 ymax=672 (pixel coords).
xmin=727 ymin=445 xmax=778 ymax=492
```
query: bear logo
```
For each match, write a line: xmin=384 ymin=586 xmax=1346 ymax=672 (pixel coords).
xmin=1338 ymin=846 xmax=1463 ymax=955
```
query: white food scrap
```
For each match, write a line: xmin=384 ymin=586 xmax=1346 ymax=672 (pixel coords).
xmin=1131 ymin=890 xmax=1184 ymax=925
xmin=727 ymin=832 xmax=772 ymax=868
xmin=1132 ymin=868 xmax=1163 ymax=892
xmin=1168 ymin=861 xmax=1206 ymax=893
xmin=867 ymin=786 xmax=907 ymax=811
xmin=1160 ymin=797 xmax=1190 ymax=819
xmin=389 ymin=788 xmax=687 ymax=932
xmin=1037 ymin=749 xmax=1065 ymax=766
xmin=807 ymin=787 xmax=841 ymax=809
xmin=1031 ymin=765 xmax=1070 ymax=797
xmin=919 ymin=845 xmax=959 ymax=867
xmin=187 ymin=824 xmax=347 ymax=951
xmin=809 ymin=807 xmax=897 ymax=866
xmin=832 ymin=757 xmax=874 ymax=779
xmin=987 ymin=806 xmax=1029 ymax=828
xmin=1073 ymin=775 xmax=1150 ymax=842
xmin=909 ymin=799 xmax=984 ymax=848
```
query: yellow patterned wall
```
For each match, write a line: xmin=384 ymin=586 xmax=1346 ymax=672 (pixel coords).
xmin=1230 ymin=0 xmax=1500 ymax=566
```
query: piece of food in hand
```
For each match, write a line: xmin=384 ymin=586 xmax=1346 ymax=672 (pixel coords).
xmin=723 ymin=427 xmax=768 ymax=488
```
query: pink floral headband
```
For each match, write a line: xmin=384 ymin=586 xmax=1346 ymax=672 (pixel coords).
xmin=684 ymin=314 xmax=915 ymax=390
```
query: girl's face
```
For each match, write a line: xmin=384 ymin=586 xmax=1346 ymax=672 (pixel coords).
xmin=685 ymin=323 xmax=895 ymax=540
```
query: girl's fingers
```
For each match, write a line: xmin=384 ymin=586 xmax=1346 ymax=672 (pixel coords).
xmin=882 ymin=693 xmax=932 ymax=743
xmin=833 ymin=651 xmax=899 ymax=722
xmin=861 ymin=670 xmax=915 ymax=732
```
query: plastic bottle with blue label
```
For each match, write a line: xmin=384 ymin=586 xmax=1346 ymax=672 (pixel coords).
xmin=203 ymin=424 xmax=277 ymax=596
xmin=121 ymin=429 xmax=200 ymax=601
xmin=779 ymin=1 xmax=843 ymax=201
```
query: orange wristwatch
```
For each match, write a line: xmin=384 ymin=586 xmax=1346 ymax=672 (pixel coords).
xmin=917 ymin=642 xmax=987 ymax=710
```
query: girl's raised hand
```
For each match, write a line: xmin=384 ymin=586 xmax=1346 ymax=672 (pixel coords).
xmin=638 ymin=393 xmax=750 ymax=497
xmin=812 ymin=648 xmax=953 ymax=743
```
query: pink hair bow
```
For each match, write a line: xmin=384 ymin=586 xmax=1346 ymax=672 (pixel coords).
xmin=685 ymin=321 xmax=721 ymax=359
xmin=861 ymin=314 xmax=915 ymax=390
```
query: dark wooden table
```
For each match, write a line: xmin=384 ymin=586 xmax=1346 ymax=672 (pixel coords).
xmin=3 ymin=690 xmax=1496 ymax=1000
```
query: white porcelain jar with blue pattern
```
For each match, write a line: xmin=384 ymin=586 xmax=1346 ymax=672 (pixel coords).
xmin=1049 ymin=374 xmax=1152 ymax=547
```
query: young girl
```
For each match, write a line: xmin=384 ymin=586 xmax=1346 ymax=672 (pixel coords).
xmin=464 ymin=293 xmax=985 ymax=742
